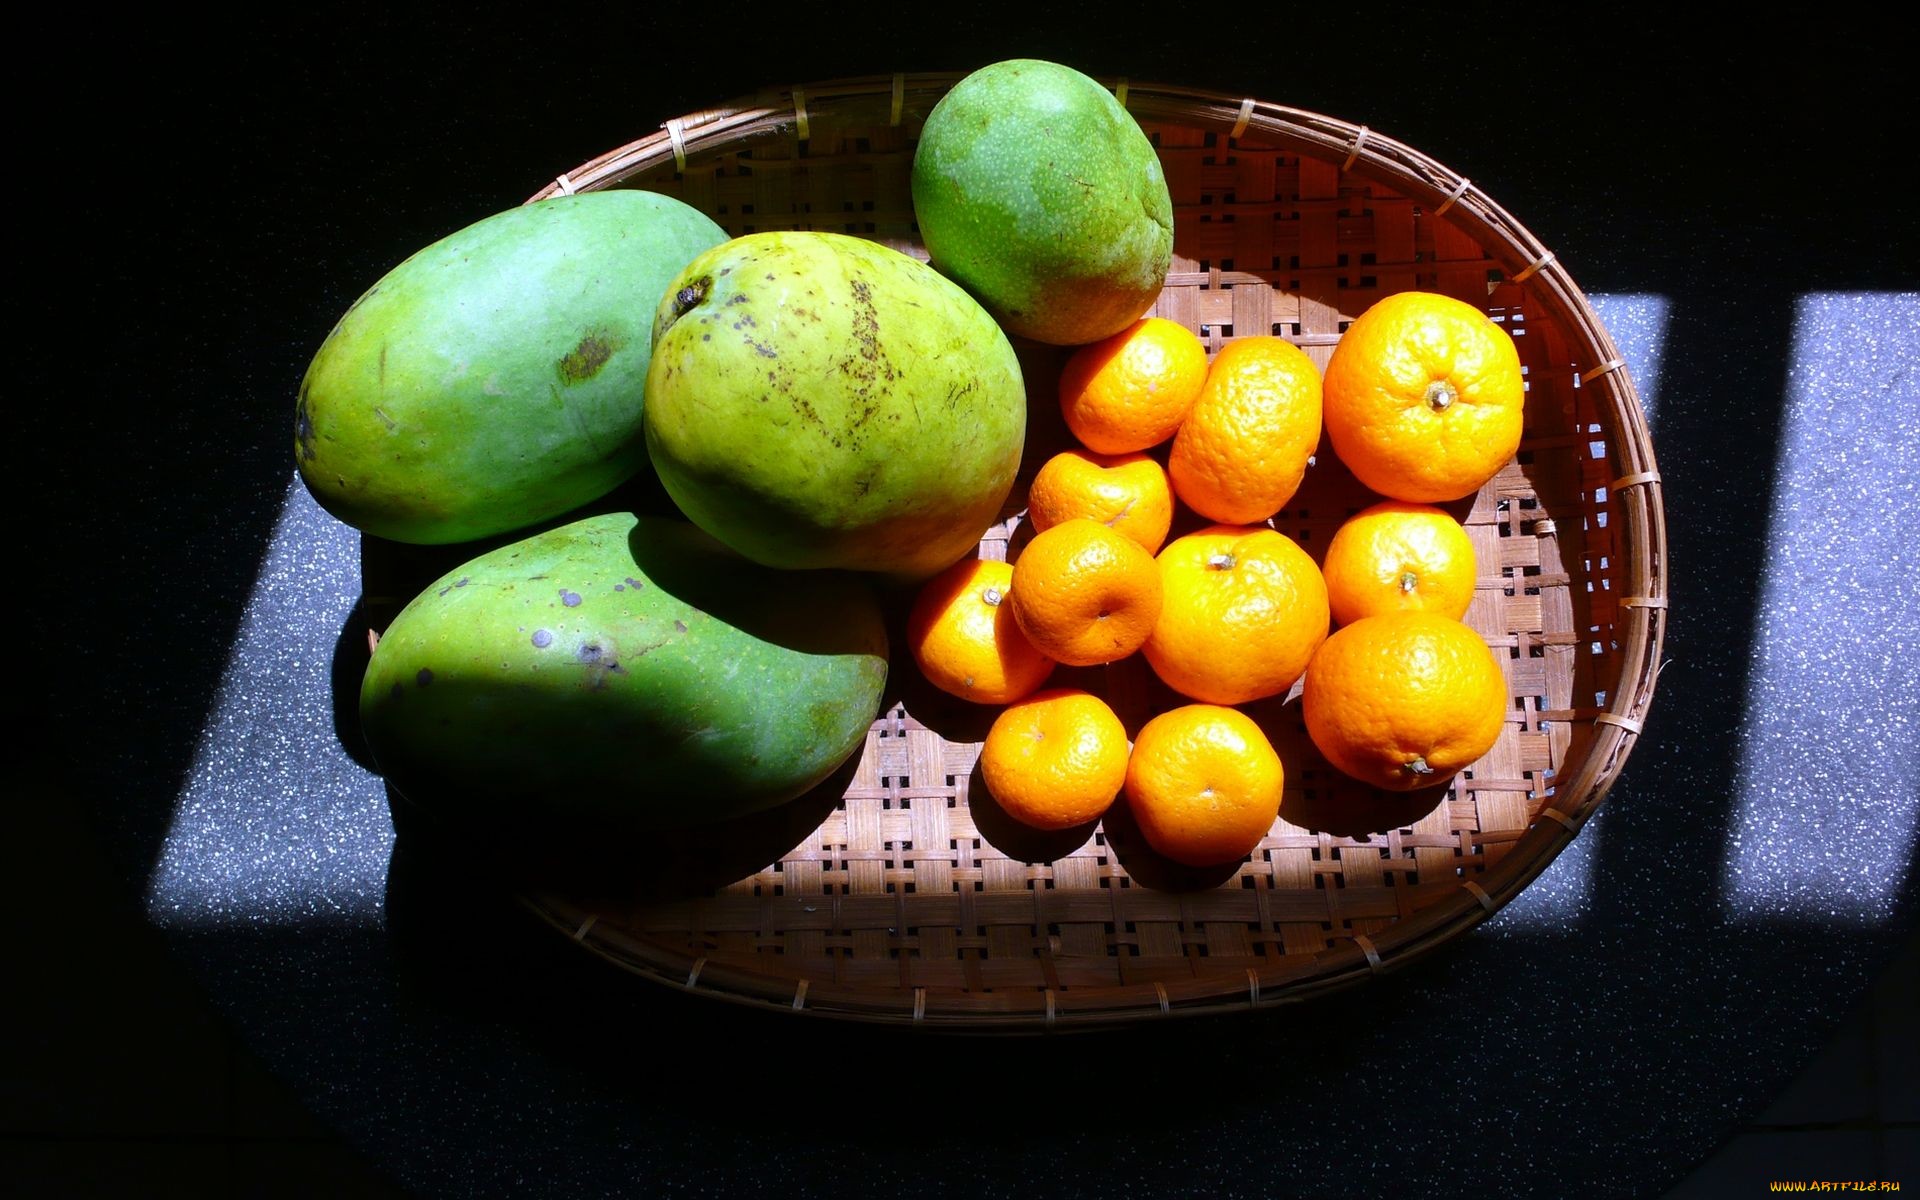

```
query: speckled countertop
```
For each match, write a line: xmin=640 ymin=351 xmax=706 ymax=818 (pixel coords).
xmin=27 ymin=12 xmax=1919 ymax=1199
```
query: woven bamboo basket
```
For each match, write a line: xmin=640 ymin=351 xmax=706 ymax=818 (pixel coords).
xmin=380 ymin=71 xmax=1667 ymax=1030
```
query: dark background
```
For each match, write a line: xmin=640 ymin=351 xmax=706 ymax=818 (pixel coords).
xmin=16 ymin=7 xmax=1918 ymax=1197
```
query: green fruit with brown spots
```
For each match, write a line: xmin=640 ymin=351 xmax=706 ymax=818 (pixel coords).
xmin=644 ymin=230 xmax=1026 ymax=582
xmin=359 ymin=512 xmax=888 ymax=842
xmin=296 ymin=191 xmax=727 ymax=545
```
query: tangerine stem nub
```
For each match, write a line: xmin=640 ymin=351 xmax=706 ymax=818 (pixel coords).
xmin=982 ymin=586 xmax=1003 ymax=607
xmin=1206 ymin=553 xmax=1236 ymax=570
xmin=1399 ymin=572 xmax=1419 ymax=593
xmin=1424 ymin=380 xmax=1457 ymax=411
xmin=1404 ymin=756 xmax=1434 ymax=776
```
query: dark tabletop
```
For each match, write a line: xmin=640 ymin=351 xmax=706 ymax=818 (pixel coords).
xmin=18 ymin=8 xmax=1919 ymax=1198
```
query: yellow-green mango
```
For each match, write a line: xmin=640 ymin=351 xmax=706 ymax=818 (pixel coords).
xmin=359 ymin=512 xmax=888 ymax=842
xmin=297 ymin=191 xmax=727 ymax=544
xmin=643 ymin=231 xmax=1025 ymax=582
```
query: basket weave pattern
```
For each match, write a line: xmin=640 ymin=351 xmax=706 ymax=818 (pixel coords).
xmin=506 ymin=74 xmax=1666 ymax=1028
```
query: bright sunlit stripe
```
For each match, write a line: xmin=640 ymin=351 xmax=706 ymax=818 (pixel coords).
xmin=1722 ymin=292 xmax=1920 ymax=925
xmin=1480 ymin=808 xmax=1610 ymax=931
xmin=1488 ymin=293 xmax=1669 ymax=930
xmin=145 ymin=476 xmax=391 ymax=927
xmin=1588 ymin=294 xmax=1669 ymax=427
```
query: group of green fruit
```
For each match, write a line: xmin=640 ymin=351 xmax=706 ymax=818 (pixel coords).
xmin=296 ymin=60 xmax=1175 ymax=853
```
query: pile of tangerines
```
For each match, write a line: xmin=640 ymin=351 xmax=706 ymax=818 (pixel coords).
xmin=906 ymin=291 xmax=1524 ymax=870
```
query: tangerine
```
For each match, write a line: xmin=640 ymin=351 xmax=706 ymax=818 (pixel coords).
xmin=1301 ymin=611 xmax=1508 ymax=791
xmin=1026 ymin=448 xmax=1174 ymax=554
xmin=1322 ymin=291 xmax=1524 ymax=503
xmin=1008 ymin=518 xmax=1163 ymax=667
xmin=1057 ymin=317 xmax=1208 ymax=454
xmin=1125 ymin=704 xmax=1283 ymax=867
xmin=906 ymin=557 xmax=1056 ymax=705
xmin=1168 ymin=335 xmax=1323 ymax=524
xmin=1142 ymin=525 xmax=1329 ymax=705
xmin=979 ymin=687 xmax=1129 ymax=831
xmin=1321 ymin=501 xmax=1477 ymax=626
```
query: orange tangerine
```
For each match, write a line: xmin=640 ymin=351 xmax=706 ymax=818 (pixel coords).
xmin=1301 ymin=612 xmax=1508 ymax=791
xmin=1142 ymin=525 xmax=1329 ymax=705
xmin=906 ymin=557 xmax=1056 ymax=705
xmin=1057 ymin=317 xmax=1208 ymax=454
xmin=979 ymin=688 xmax=1130 ymax=831
xmin=1322 ymin=291 xmax=1525 ymax=502
xmin=1026 ymin=448 xmax=1174 ymax=554
xmin=1008 ymin=518 xmax=1163 ymax=667
xmin=1321 ymin=501 xmax=1477 ymax=626
xmin=1169 ymin=335 xmax=1323 ymax=524
xmin=1125 ymin=704 xmax=1283 ymax=867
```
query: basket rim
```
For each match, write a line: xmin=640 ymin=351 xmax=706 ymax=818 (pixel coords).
xmin=513 ymin=70 xmax=1670 ymax=1030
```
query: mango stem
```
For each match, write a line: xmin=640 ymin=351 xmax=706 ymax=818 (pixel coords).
xmin=672 ymin=276 xmax=711 ymax=316
xmin=657 ymin=275 xmax=711 ymax=338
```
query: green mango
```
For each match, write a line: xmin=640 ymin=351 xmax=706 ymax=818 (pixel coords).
xmin=911 ymin=59 xmax=1173 ymax=346
xmin=297 ymin=191 xmax=727 ymax=545
xmin=359 ymin=512 xmax=888 ymax=843
xmin=643 ymin=231 xmax=1025 ymax=583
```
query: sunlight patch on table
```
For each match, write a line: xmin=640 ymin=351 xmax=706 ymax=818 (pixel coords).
xmin=1722 ymin=291 xmax=1920 ymax=925
xmin=1588 ymin=293 xmax=1669 ymax=429
xmin=145 ymin=477 xmax=392 ymax=928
